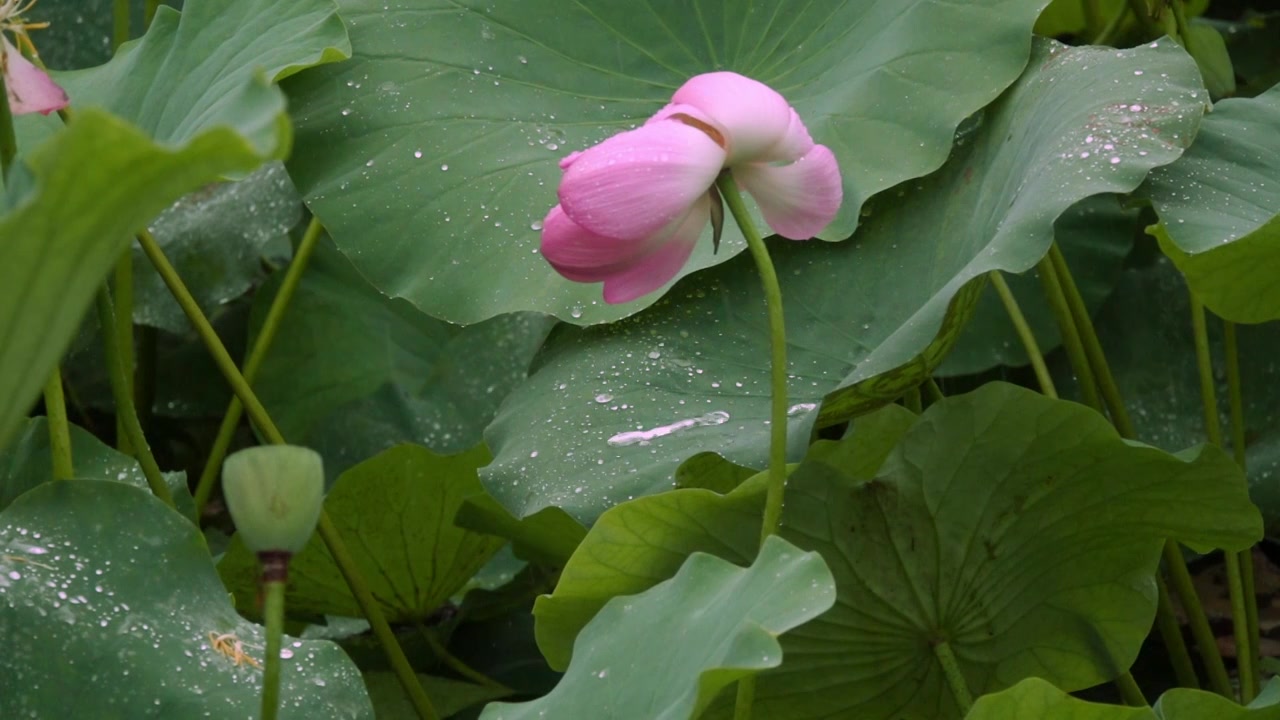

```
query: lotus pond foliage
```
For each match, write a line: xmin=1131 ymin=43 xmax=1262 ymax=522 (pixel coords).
xmin=1 ymin=0 xmax=1279 ymax=719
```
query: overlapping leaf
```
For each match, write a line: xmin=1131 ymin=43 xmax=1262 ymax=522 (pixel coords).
xmin=218 ymin=444 xmax=504 ymax=621
xmin=1141 ymin=83 xmax=1280 ymax=322
xmin=0 ymin=481 xmax=372 ymax=718
xmin=284 ymin=0 xmax=1055 ymax=324
xmin=480 ymin=536 xmax=835 ymax=720
xmin=481 ymin=39 xmax=1206 ymax=526
xmin=532 ymin=384 xmax=1260 ymax=719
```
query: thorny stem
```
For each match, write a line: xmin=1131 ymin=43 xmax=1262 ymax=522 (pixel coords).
xmin=1190 ymin=296 xmax=1256 ymax=702
xmin=43 ymin=370 xmax=73 ymax=480
xmin=933 ymin=641 xmax=973 ymax=714
xmin=193 ymin=217 xmax=325 ymax=516
xmin=135 ymin=231 xmax=438 ymax=720
xmin=95 ymin=287 xmax=174 ymax=508
xmin=715 ymin=173 xmax=788 ymax=720
xmin=989 ymin=270 xmax=1057 ymax=398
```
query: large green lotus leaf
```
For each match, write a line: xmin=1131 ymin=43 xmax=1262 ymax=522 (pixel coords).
xmin=283 ymin=0 xmax=1055 ymax=325
xmin=523 ymin=384 xmax=1259 ymax=718
xmin=0 ymin=418 xmax=191 ymax=516
xmin=250 ymin=240 xmax=555 ymax=481
xmin=725 ymin=383 xmax=1258 ymax=720
xmin=479 ymin=536 xmax=835 ymax=720
xmin=1140 ymin=83 xmax=1280 ymax=322
xmin=218 ymin=444 xmax=505 ymax=621
xmin=17 ymin=0 xmax=349 ymax=153
xmin=454 ymin=497 xmax=586 ymax=568
xmin=480 ymin=39 xmax=1206 ymax=526
xmin=1062 ymin=258 xmax=1280 ymax=535
xmin=533 ymin=404 xmax=916 ymax=670
xmin=937 ymin=194 xmax=1137 ymax=377
xmin=1156 ymin=678 xmax=1280 ymax=718
xmin=969 ymin=678 xmax=1150 ymax=719
xmin=0 ymin=480 xmax=373 ymax=718
xmin=0 ymin=106 xmax=281 ymax=451
xmin=132 ymin=162 xmax=300 ymax=333
xmin=27 ymin=0 xmax=144 ymax=71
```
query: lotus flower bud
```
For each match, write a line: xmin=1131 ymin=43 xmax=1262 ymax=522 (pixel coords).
xmin=222 ymin=445 xmax=324 ymax=555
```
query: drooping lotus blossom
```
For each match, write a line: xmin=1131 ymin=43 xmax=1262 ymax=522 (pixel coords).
xmin=0 ymin=0 xmax=68 ymax=116
xmin=540 ymin=71 xmax=841 ymax=305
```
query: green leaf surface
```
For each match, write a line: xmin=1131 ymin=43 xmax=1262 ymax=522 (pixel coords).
xmin=480 ymin=536 xmax=835 ymax=720
xmin=132 ymin=162 xmax=300 ymax=333
xmin=0 ymin=418 xmax=191 ymax=516
xmin=0 ymin=107 xmax=277 ymax=450
xmin=0 ymin=480 xmax=372 ymax=718
xmin=364 ymin=673 xmax=510 ymax=719
xmin=284 ymin=0 xmax=1054 ymax=324
xmin=1157 ymin=679 xmax=1280 ymax=718
xmin=715 ymin=384 xmax=1259 ymax=719
xmin=19 ymin=0 xmax=350 ymax=153
xmin=1062 ymin=258 xmax=1280 ymax=535
xmin=534 ymin=404 xmax=916 ymax=670
xmin=481 ymin=39 xmax=1205 ymax=526
xmin=218 ymin=444 xmax=504 ymax=621
xmin=533 ymin=385 xmax=1259 ymax=718
xmin=1141 ymin=83 xmax=1280 ymax=322
xmin=674 ymin=451 xmax=760 ymax=493
xmin=969 ymin=678 xmax=1150 ymax=720
xmin=1181 ymin=24 xmax=1236 ymax=98
xmin=250 ymin=240 xmax=555 ymax=480
xmin=454 ymin=497 xmax=585 ymax=569
xmin=937 ymin=194 xmax=1137 ymax=376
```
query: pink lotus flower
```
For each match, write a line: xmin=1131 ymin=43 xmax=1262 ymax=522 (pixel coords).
xmin=1 ymin=1 xmax=68 ymax=116
xmin=540 ymin=72 xmax=842 ymax=305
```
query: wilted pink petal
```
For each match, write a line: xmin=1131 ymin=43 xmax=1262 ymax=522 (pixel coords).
xmin=602 ymin=196 xmax=710 ymax=304
xmin=559 ymin=120 xmax=725 ymax=241
xmin=2 ymin=37 xmax=67 ymax=116
xmin=671 ymin=72 xmax=792 ymax=164
xmin=734 ymin=145 xmax=842 ymax=239
xmin=540 ymin=205 xmax=650 ymax=283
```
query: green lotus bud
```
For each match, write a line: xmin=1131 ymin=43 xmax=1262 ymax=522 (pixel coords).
xmin=222 ymin=445 xmax=324 ymax=554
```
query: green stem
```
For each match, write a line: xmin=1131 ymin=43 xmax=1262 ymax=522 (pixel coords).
xmin=1156 ymin=576 xmax=1201 ymax=689
xmin=43 ymin=370 xmax=74 ymax=480
xmin=1164 ymin=542 xmax=1233 ymax=697
xmin=1125 ymin=0 xmax=1162 ymax=36
xmin=95 ymin=287 xmax=174 ymax=508
xmin=0 ymin=70 xmax=15 ymax=182
xmin=112 ymin=0 xmax=130 ymax=48
xmin=260 ymin=578 xmax=286 ymax=720
xmin=714 ymin=174 xmax=788 ymax=543
xmin=1083 ymin=0 xmax=1104 ymax=37
xmin=1092 ymin=0 xmax=1131 ymax=46
xmin=733 ymin=678 xmax=755 ymax=720
xmin=135 ymin=230 xmax=437 ymax=720
xmin=1036 ymin=253 xmax=1101 ymax=411
xmin=192 ymin=217 xmax=325 ymax=516
xmin=145 ymin=0 xmax=162 ymax=26
xmin=1048 ymin=244 xmax=1132 ymax=435
xmin=716 ymin=172 xmax=787 ymax=720
xmin=1190 ymin=297 xmax=1255 ymax=702
xmin=1224 ymin=321 xmax=1262 ymax=689
xmin=933 ymin=640 xmax=973 ymax=714
xmin=989 ymin=270 xmax=1057 ymax=399
xmin=414 ymin=621 xmax=511 ymax=691
xmin=1170 ymin=0 xmax=1195 ymax=52
xmin=114 ymin=252 xmax=136 ymax=455
xmin=1115 ymin=671 xmax=1148 ymax=707
xmin=1050 ymin=243 xmax=1230 ymax=697
xmin=904 ymin=387 xmax=922 ymax=414
xmin=924 ymin=378 xmax=945 ymax=404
